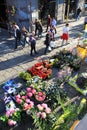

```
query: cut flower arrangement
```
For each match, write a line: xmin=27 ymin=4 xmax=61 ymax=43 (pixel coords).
xmin=57 ymin=66 xmax=72 ymax=83
xmin=0 ymin=80 xmax=87 ymax=130
xmin=50 ymin=49 xmax=82 ymax=70
xmin=27 ymin=60 xmax=52 ymax=79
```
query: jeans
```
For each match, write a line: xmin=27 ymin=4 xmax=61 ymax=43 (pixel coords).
xmin=30 ymin=40 xmax=37 ymax=55
xmin=15 ymin=37 xmax=20 ymax=49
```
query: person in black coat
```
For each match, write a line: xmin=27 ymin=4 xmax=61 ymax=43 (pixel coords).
xmin=34 ymin=19 xmax=38 ymax=36
xmin=37 ymin=20 xmax=43 ymax=38
xmin=44 ymin=31 xmax=51 ymax=54
xmin=76 ymin=7 xmax=82 ymax=20
xmin=13 ymin=24 xmax=21 ymax=49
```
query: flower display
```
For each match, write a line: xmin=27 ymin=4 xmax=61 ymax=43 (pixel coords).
xmin=0 ymin=48 xmax=87 ymax=130
xmin=36 ymin=103 xmax=51 ymax=119
xmin=57 ymin=66 xmax=72 ymax=83
xmin=35 ymin=91 xmax=46 ymax=101
xmin=50 ymin=49 xmax=82 ymax=70
xmin=27 ymin=60 xmax=52 ymax=79
xmin=0 ymin=107 xmax=21 ymax=126
xmin=15 ymin=92 xmax=34 ymax=111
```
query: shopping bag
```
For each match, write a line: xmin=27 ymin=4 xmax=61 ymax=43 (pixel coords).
xmin=48 ymin=46 xmax=52 ymax=51
xmin=50 ymin=41 xmax=55 ymax=48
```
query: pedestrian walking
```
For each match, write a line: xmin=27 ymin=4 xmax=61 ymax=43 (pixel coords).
xmin=50 ymin=26 xmax=55 ymax=41
xmin=34 ymin=19 xmax=39 ymax=36
xmin=76 ymin=7 xmax=82 ymax=20
xmin=51 ymin=17 xmax=57 ymax=34
xmin=29 ymin=31 xmax=37 ymax=56
xmin=46 ymin=14 xmax=52 ymax=32
xmin=13 ymin=23 xmax=21 ymax=49
xmin=61 ymin=23 xmax=69 ymax=45
xmin=21 ymin=26 xmax=29 ymax=47
xmin=37 ymin=20 xmax=43 ymax=38
xmin=44 ymin=31 xmax=51 ymax=54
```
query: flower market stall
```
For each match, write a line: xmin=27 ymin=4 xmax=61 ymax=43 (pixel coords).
xmin=0 ymin=48 xmax=87 ymax=130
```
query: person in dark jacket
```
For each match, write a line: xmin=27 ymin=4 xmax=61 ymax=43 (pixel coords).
xmin=37 ymin=20 xmax=43 ymax=38
xmin=44 ymin=31 xmax=51 ymax=54
xmin=46 ymin=14 xmax=52 ymax=32
xmin=13 ymin=24 xmax=21 ymax=49
xmin=34 ymin=19 xmax=39 ymax=36
xmin=29 ymin=31 xmax=37 ymax=56
xmin=76 ymin=7 xmax=82 ymax=20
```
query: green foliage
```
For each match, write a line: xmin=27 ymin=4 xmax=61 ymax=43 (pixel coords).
xmin=19 ymin=72 xmax=32 ymax=81
xmin=0 ymin=115 xmax=8 ymax=122
xmin=44 ymin=83 xmax=69 ymax=110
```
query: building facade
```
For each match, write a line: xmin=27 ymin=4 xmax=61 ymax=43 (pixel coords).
xmin=0 ymin=0 xmax=85 ymax=29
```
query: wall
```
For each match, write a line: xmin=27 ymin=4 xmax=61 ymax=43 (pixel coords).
xmin=56 ymin=0 xmax=65 ymax=23
xmin=6 ymin=0 xmax=38 ymax=29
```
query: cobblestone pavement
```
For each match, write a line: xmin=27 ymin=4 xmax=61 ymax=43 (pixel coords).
xmin=0 ymin=16 xmax=86 ymax=85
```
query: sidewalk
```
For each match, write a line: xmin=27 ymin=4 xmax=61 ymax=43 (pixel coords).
xmin=0 ymin=16 xmax=85 ymax=85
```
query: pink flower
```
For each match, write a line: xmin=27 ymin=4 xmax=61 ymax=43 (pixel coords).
xmin=42 ymin=103 xmax=48 ymax=109
xmin=22 ymin=96 xmax=26 ymax=100
xmin=26 ymin=87 xmax=31 ymax=92
xmin=38 ymin=96 xmax=45 ymax=101
xmin=9 ymin=108 xmax=15 ymax=114
xmin=8 ymin=120 xmax=16 ymax=126
xmin=16 ymin=98 xmax=22 ymax=104
xmin=32 ymin=89 xmax=36 ymax=94
xmin=24 ymin=103 xmax=29 ymax=108
xmin=25 ymin=99 xmax=30 ymax=103
xmin=29 ymin=101 xmax=34 ymax=108
xmin=15 ymin=94 xmax=21 ymax=99
xmin=27 ymin=92 xmax=33 ymax=97
xmin=6 ymin=110 xmax=11 ymax=117
xmin=37 ymin=112 xmax=41 ymax=117
xmin=38 ymin=92 xmax=43 ymax=96
xmin=37 ymin=104 xmax=43 ymax=111
xmin=45 ymin=108 xmax=51 ymax=114
xmin=41 ymin=112 xmax=46 ymax=119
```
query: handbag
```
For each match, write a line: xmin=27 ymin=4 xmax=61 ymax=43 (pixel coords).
xmin=50 ymin=41 xmax=55 ymax=48
xmin=48 ymin=46 xmax=52 ymax=51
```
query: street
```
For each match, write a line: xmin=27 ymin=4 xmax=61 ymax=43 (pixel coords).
xmin=0 ymin=16 xmax=85 ymax=84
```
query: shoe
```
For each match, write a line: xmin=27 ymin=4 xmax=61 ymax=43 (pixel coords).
xmin=14 ymin=48 xmax=17 ymax=50
xmin=35 ymin=52 xmax=38 ymax=54
xmin=30 ymin=54 xmax=33 ymax=56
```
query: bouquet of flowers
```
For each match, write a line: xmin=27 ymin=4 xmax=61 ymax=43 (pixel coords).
xmin=57 ymin=66 xmax=72 ymax=83
xmin=27 ymin=61 xmax=52 ymax=79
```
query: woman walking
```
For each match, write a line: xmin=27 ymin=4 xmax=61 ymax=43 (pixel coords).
xmin=61 ymin=23 xmax=69 ymax=46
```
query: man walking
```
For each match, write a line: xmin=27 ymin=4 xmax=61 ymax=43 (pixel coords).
xmin=29 ymin=31 xmax=37 ymax=56
xmin=13 ymin=23 xmax=21 ymax=49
